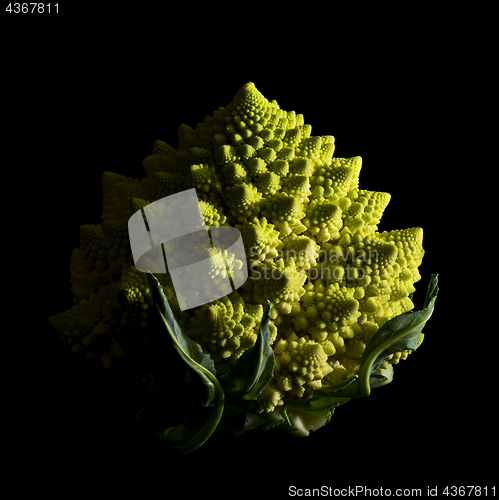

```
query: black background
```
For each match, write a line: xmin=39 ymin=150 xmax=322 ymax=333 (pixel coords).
xmin=6 ymin=32 xmax=491 ymax=494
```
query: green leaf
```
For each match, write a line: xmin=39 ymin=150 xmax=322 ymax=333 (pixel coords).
xmin=270 ymin=374 xmax=356 ymax=435
xmin=284 ymin=397 xmax=349 ymax=436
xmin=146 ymin=273 xmax=224 ymax=454
xmin=368 ymin=364 xmax=394 ymax=389
xmin=246 ymin=393 xmax=351 ymax=437
xmin=244 ymin=406 xmax=294 ymax=433
xmin=146 ymin=273 xmax=216 ymax=376
xmin=220 ymin=300 xmax=275 ymax=401
xmin=282 ymin=386 xmax=352 ymax=436
xmin=336 ymin=273 xmax=439 ymax=399
xmin=313 ymin=374 xmax=358 ymax=397
xmin=423 ymin=273 xmax=439 ymax=309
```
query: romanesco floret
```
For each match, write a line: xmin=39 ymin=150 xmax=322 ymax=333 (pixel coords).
xmin=261 ymin=192 xmax=307 ymax=237
xmin=281 ymin=235 xmax=320 ymax=271
xmin=117 ymin=266 xmax=152 ymax=327
xmin=242 ymin=258 xmax=307 ymax=316
xmin=185 ymin=292 xmax=267 ymax=372
xmin=49 ymin=82 xmax=426 ymax=418
xmin=302 ymin=198 xmax=343 ymax=242
xmin=237 ymin=216 xmax=283 ymax=263
xmin=257 ymin=332 xmax=334 ymax=412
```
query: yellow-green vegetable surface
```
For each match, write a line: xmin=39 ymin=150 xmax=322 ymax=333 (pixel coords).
xmin=49 ymin=83 xmax=437 ymax=448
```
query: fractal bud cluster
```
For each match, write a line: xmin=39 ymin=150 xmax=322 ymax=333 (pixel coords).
xmin=49 ymin=82 xmax=438 ymax=453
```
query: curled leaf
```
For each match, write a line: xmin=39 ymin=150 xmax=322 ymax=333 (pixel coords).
xmin=335 ymin=273 xmax=439 ymax=399
xmin=146 ymin=273 xmax=224 ymax=454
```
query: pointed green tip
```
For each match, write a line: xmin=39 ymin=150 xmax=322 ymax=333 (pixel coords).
xmin=241 ymin=81 xmax=256 ymax=92
xmin=235 ymin=81 xmax=257 ymax=100
xmin=233 ymin=81 xmax=265 ymax=109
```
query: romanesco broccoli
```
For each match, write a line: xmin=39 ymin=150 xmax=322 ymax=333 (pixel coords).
xmin=49 ymin=82 xmax=438 ymax=451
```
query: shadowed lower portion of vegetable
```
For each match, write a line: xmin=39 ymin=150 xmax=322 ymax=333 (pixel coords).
xmin=143 ymin=272 xmax=438 ymax=452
